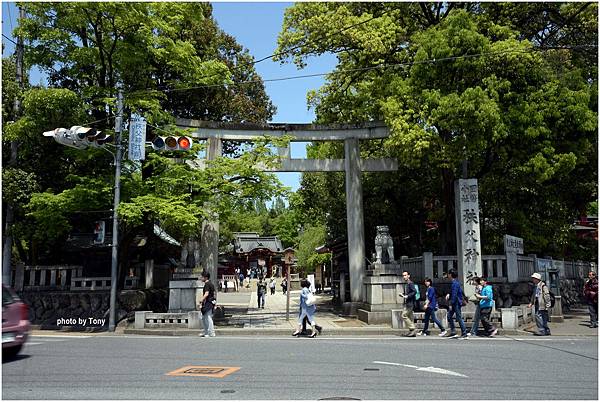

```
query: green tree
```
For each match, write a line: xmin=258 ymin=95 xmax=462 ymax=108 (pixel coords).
xmin=17 ymin=2 xmax=275 ymax=124
xmin=295 ymin=224 xmax=330 ymax=277
xmin=276 ymin=3 xmax=597 ymax=260
xmin=3 ymin=3 xmax=283 ymax=282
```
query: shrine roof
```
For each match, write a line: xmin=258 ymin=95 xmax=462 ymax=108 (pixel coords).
xmin=233 ymin=233 xmax=284 ymax=254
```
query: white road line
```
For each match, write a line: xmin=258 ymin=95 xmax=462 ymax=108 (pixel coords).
xmin=373 ymin=361 xmax=468 ymax=378
xmin=30 ymin=335 xmax=91 ymax=339
xmin=416 ymin=366 xmax=468 ymax=378
xmin=197 ymin=336 xmax=590 ymax=342
xmin=99 ymin=335 xmax=182 ymax=339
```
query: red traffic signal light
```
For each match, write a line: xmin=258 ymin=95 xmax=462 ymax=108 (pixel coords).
xmin=178 ymin=136 xmax=191 ymax=150
xmin=152 ymin=136 xmax=193 ymax=151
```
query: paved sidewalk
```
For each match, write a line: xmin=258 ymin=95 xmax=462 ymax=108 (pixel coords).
xmin=32 ymin=280 xmax=599 ymax=337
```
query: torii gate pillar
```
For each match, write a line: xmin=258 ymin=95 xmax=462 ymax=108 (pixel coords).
xmin=345 ymin=138 xmax=365 ymax=303
xmin=199 ymin=137 xmax=222 ymax=283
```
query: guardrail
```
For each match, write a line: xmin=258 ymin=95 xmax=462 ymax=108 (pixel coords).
xmin=70 ymin=277 xmax=111 ymax=291
xmin=12 ymin=264 xmax=82 ymax=291
xmin=134 ymin=311 xmax=201 ymax=329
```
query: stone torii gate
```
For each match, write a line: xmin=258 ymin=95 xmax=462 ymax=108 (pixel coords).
xmin=176 ymin=119 xmax=398 ymax=306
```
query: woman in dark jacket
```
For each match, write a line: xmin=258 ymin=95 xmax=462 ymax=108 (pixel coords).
xmin=419 ymin=277 xmax=447 ymax=337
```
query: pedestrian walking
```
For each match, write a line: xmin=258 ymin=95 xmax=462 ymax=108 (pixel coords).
xmin=446 ymin=271 xmax=468 ymax=338
xmin=419 ymin=277 xmax=446 ymax=337
xmin=467 ymin=277 xmax=483 ymax=337
xmin=199 ymin=271 xmax=216 ymax=337
xmin=584 ymin=271 xmax=598 ymax=328
xmin=399 ymin=271 xmax=418 ymax=337
xmin=292 ymin=279 xmax=318 ymax=338
xmin=281 ymin=278 xmax=288 ymax=295
xmin=528 ymin=272 xmax=552 ymax=336
xmin=474 ymin=277 xmax=498 ymax=337
xmin=239 ymin=272 xmax=245 ymax=288
xmin=257 ymin=277 xmax=267 ymax=309
xmin=269 ymin=277 xmax=276 ymax=295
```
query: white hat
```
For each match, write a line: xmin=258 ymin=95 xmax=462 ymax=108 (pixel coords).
xmin=531 ymin=273 xmax=542 ymax=280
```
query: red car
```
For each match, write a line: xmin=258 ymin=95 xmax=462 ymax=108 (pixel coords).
xmin=2 ymin=285 xmax=30 ymax=359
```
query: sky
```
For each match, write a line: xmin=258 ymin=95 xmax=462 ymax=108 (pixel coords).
xmin=1 ymin=2 xmax=338 ymax=192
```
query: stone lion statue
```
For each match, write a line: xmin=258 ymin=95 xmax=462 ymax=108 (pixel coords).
xmin=374 ymin=225 xmax=395 ymax=264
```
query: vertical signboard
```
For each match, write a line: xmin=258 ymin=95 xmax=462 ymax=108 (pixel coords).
xmin=504 ymin=235 xmax=524 ymax=255
xmin=128 ymin=113 xmax=146 ymax=161
xmin=93 ymin=221 xmax=105 ymax=244
xmin=455 ymin=178 xmax=482 ymax=297
xmin=504 ymin=235 xmax=524 ymax=283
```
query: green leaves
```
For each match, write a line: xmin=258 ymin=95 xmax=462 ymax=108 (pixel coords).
xmin=276 ymin=3 xmax=597 ymax=260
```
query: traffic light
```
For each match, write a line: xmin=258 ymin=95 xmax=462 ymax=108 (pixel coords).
xmin=43 ymin=126 xmax=111 ymax=149
xmin=151 ymin=135 xmax=193 ymax=151
xmin=70 ymin=126 xmax=112 ymax=148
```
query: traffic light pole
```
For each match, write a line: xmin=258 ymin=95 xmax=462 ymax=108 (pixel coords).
xmin=108 ymin=88 xmax=124 ymax=332
xmin=2 ymin=6 xmax=25 ymax=286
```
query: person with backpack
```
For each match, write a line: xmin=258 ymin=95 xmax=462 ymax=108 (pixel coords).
xmin=399 ymin=271 xmax=418 ymax=337
xmin=474 ymin=277 xmax=498 ymax=337
xmin=257 ymin=277 xmax=267 ymax=309
xmin=446 ymin=270 xmax=468 ymax=338
xmin=281 ymin=278 xmax=288 ymax=295
xmin=419 ymin=277 xmax=447 ymax=337
xmin=269 ymin=277 xmax=276 ymax=295
xmin=528 ymin=272 xmax=552 ymax=336
xmin=466 ymin=277 xmax=483 ymax=337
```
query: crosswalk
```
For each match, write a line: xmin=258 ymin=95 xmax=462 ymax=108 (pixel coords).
xmin=25 ymin=334 xmax=92 ymax=346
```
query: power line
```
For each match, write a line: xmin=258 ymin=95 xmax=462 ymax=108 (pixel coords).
xmin=82 ymin=115 xmax=114 ymax=127
xmin=252 ymin=11 xmax=388 ymax=65
xmin=2 ymin=33 xmax=17 ymax=46
xmin=153 ymin=45 xmax=596 ymax=94
xmin=151 ymin=11 xmax=391 ymax=95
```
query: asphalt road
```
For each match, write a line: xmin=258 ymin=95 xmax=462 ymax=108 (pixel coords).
xmin=2 ymin=334 xmax=597 ymax=400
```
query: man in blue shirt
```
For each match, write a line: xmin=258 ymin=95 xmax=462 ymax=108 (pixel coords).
xmin=446 ymin=271 xmax=467 ymax=338
xmin=474 ymin=277 xmax=498 ymax=337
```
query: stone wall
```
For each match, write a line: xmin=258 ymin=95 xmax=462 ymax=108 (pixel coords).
xmin=19 ymin=289 xmax=168 ymax=329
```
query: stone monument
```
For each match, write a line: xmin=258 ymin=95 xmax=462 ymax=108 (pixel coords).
xmin=168 ymin=261 xmax=203 ymax=313
xmin=358 ymin=226 xmax=404 ymax=324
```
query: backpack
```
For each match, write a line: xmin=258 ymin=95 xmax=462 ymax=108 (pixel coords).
xmin=543 ymin=284 xmax=556 ymax=308
xmin=548 ymin=291 xmax=556 ymax=308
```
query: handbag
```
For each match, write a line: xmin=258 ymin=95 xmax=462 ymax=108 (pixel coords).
xmin=305 ymin=292 xmax=316 ymax=306
xmin=201 ymin=296 xmax=216 ymax=314
xmin=468 ymin=294 xmax=479 ymax=303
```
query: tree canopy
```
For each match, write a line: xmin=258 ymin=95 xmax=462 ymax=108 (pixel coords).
xmin=3 ymin=3 xmax=282 ymax=272
xmin=276 ymin=2 xmax=598 ymax=260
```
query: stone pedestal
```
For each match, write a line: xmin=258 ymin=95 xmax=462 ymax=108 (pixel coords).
xmin=358 ymin=272 xmax=405 ymax=325
xmin=549 ymin=295 xmax=564 ymax=322
xmin=366 ymin=262 xmax=402 ymax=277
xmin=168 ymin=279 xmax=203 ymax=312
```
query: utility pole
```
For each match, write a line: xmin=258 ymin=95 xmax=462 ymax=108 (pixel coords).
xmin=3 ymin=6 xmax=25 ymax=285
xmin=108 ymin=87 xmax=123 ymax=332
